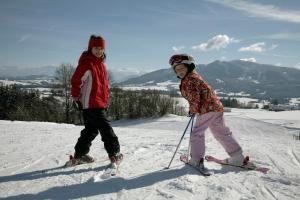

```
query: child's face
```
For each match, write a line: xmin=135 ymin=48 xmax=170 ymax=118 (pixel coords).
xmin=91 ymin=47 xmax=105 ymax=58
xmin=174 ymin=64 xmax=188 ymax=79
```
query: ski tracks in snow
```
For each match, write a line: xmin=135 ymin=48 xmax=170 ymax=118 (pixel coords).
xmin=1 ymin=113 xmax=300 ymax=200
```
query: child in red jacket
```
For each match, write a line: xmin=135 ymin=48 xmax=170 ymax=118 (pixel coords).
xmin=169 ymin=54 xmax=247 ymax=170
xmin=69 ymin=35 xmax=122 ymax=166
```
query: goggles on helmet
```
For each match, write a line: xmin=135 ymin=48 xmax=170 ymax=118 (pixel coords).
xmin=169 ymin=54 xmax=195 ymax=67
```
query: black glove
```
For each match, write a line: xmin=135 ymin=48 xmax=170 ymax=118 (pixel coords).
xmin=73 ymin=101 xmax=83 ymax=111
xmin=187 ymin=111 xmax=195 ymax=117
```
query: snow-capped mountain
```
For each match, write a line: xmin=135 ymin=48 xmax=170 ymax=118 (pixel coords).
xmin=120 ymin=60 xmax=300 ymax=99
xmin=108 ymin=68 xmax=149 ymax=83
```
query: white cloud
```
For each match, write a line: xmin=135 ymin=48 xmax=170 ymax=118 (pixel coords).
xmin=207 ymin=0 xmax=300 ymax=23
xmin=260 ymin=52 xmax=296 ymax=59
xmin=239 ymin=42 xmax=266 ymax=52
xmin=18 ymin=34 xmax=32 ymax=43
xmin=275 ymin=63 xmax=282 ymax=67
xmin=295 ymin=63 xmax=300 ymax=69
xmin=265 ymin=32 xmax=300 ymax=41
xmin=240 ymin=58 xmax=256 ymax=63
xmin=269 ymin=44 xmax=278 ymax=50
xmin=192 ymin=34 xmax=239 ymax=51
xmin=239 ymin=43 xmax=278 ymax=53
xmin=172 ymin=46 xmax=185 ymax=52
xmin=220 ymin=56 xmax=227 ymax=61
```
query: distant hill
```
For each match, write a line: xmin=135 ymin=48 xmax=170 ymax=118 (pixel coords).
xmin=120 ymin=60 xmax=300 ymax=99
xmin=0 ymin=65 xmax=145 ymax=83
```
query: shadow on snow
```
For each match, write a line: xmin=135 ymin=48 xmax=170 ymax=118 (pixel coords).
xmin=2 ymin=166 xmax=198 ymax=200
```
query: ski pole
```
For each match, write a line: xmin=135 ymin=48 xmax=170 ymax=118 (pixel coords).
xmin=187 ymin=115 xmax=195 ymax=161
xmin=165 ymin=115 xmax=195 ymax=169
xmin=79 ymin=110 xmax=83 ymax=125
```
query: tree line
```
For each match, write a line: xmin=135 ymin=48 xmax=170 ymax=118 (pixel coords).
xmin=0 ymin=84 xmax=186 ymax=123
xmin=0 ymin=85 xmax=65 ymax=122
xmin=220 ymin=97 xmax=260 ymax=109
xmin=2 ymin=63 xmax=266 ymax=124
xmin=108 ymin=87 xmax=186 ymax=120
xmin=0 ymin=64 xmax=186 ymax=124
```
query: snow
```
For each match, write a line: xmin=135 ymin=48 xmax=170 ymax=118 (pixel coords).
xmin=290 ymin=98 xmax=300 ymax=105
xmin=122 ymin=85 xmax=171 ymax=91
xmin=0 ymin=79 xmax=55 ymax=86
xmin=0 ymin=80 xmax=31 ymax=86
xmin=227 ymin=92 xmax=251 ymax=97
xmin=228 ymin=109 xmax=300 ymax=130
xmin=121 ymin=81 xmax=179 ymax=91
xmin=216 ymin=79 xmax=224 ymax=84
xmin=156 ymin=80 xmax=179 ymax=87
xmin=174 ymin=97 xmax=189 ymax=110
xmin=222 ymin=97 xmax=259 ymax=104
xmin=251 ymin=80 xmax=260 ymax=84
xmin=0 ymin=109 xmax=300 ymax=200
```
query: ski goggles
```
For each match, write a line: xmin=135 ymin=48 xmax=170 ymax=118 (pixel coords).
xmin=169 ymin=55 xmax=190 ymax=66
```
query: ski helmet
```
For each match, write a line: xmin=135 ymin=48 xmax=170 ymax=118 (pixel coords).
xmin=169 ymin=54 xmax=196 ymax=72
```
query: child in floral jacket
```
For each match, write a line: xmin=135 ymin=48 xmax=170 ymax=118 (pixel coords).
xmin=169 ymin=54 xmax=246 ymax=169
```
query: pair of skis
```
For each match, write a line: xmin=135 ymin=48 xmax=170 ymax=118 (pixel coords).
xmin=64 ymin=155 xmax=95 ymax=167
xmin=101 ymin=163 xmax=120 ymax=178
xmin=64 ymin=155 xmax=121 ymax=178
xmin=64 ymin=154 xmax=270 ymax=178
xmin=180 ymin=154 xmax=270 ymax=176
xmin=180 ymin=154 xmax=211 ymax=176
xmin=205 ymin=155 xmax=270 ymax=173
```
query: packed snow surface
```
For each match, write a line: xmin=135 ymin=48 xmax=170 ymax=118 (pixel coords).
xmin=0 ymin=109 xmax=299 ymax=200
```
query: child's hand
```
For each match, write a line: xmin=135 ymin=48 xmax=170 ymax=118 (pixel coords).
xmin=187 ymin=111 xmax=195 ymax=117
xmin=72 ymin=100 xmax=83 ymax=111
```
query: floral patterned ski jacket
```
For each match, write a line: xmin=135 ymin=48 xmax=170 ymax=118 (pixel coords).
xmin=180 ymin=71 xmax=224 ymax=115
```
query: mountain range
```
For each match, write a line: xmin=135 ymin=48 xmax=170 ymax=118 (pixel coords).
xmin=0 ymin=65 xmax=145 ymax=82
xmin=120 ymin=60 xmax=300 ymax=100
xmin=0 ymin=65 xmax=57 ymax=78
xmin=1 ymin=60 xmax=300 ymax=100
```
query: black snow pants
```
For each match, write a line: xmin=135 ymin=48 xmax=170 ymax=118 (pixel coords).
xmin=74 ymin=108 xmax=120 ymax=158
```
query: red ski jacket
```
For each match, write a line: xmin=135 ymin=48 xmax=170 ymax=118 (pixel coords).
xmin=71 ymin=51 xmax=109 ymax=109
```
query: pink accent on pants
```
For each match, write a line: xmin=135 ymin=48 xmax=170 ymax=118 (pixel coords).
xmin=190 ymin=112 xmax=242 ymax=161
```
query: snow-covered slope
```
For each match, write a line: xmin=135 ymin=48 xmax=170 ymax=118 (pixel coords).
xmin=0 ymin=110 xmax=299 ymax=200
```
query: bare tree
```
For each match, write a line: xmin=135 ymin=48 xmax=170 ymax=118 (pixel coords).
xmin=107 ymin=70 xmax=114 ymax=85
xmin=55 ymin=63 xmax=75 ymax=123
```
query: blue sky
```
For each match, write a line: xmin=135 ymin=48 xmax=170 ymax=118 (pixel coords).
xmin=0 ymin=0 xmax=300 ymax=75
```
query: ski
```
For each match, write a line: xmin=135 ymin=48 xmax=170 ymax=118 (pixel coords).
xmin=205 ymin=155 xmax=270 ymax=173
xmin=90 ymin=162 xmax=121 ymax=182
xmin=64 ymin=155 xmax=95 ymax=167
xmin=100 ymin=154 xmax=123 ymax=179
xmin=100 ymin=163 xmax=119 ymax=179
xmin=180 ymin=155 xmax=212 ymax=176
